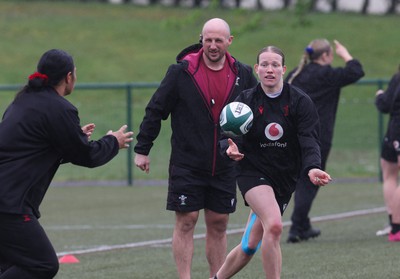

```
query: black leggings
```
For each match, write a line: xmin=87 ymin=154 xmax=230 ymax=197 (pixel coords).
xmin=0 ymin=213 xmax=59 ymax=279
xmin=289 ymin=147 xmax=330 ymax=232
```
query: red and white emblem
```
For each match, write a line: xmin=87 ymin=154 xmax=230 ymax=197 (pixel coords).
xmin=265 ymin=123 xmax=283 ymax=140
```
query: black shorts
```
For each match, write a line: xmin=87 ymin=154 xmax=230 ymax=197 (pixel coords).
xmin=167 ymin=165 xmax=237 ymax=214
xmin=381 ymin=119 xmax=400 ymax=162
xmin=237 ymin=175 xmax=292 ymax=215
xmin=381 ymin=136 xmax=400 ymax=163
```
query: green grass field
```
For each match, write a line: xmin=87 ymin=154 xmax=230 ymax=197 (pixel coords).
xmin=1 ymin=2 xmax=399 ymax=278
xmin=1 ymin=1 xmax=397 ymax=182
xmin=40 ymin=181 xmax=397 ymax=279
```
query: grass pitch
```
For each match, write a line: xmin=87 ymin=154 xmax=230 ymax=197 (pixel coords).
xmin=40 ymin=180 xmax=397 ymax=279
xmin=0 ymin=4 xmax=398 ymax=277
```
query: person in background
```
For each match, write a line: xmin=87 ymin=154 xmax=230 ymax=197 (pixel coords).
xmin=285 ymin=39 xmax=364 ymax=243
xmin=0 ymin=49 xmax=133 ymax=278
xmin=134 ymin=18 xmax=257 ymax=279
xmin=375 ymin=65 xmax=400 ymax=241
xmin=211 ymin=46 xmax=331 ymax=279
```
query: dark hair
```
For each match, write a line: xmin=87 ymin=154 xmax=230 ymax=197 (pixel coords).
xmin=16 ymin=49 xmax=75 ymax=98
xmin=257 ymin=46 xmax=285 ymax=66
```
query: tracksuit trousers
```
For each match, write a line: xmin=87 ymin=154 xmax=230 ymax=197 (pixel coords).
xmin=0 ymin=213 xmax=59 ymax=279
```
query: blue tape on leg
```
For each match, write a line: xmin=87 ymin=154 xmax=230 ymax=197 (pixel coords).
xmin=241 ymin=212 xmax=261 ymax=255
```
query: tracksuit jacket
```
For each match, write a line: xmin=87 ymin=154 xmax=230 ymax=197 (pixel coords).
xmin=0 ymin=88 xmax=119 ymax=218
xmin=285 ymin=60 xmax=365 ymax=152
xmin=235 ymin=83 xmax=322 ymax=196
xmin=134 ymin=43 xmax=257 ymax=175
xmin=375 ymin=72 xmax=400 ymax=141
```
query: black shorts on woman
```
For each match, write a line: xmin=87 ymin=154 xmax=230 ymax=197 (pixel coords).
xmin=237 ymin=169 xmax=293 ymax=216
xmin=381 ymin=116 xmax=400 ymax=162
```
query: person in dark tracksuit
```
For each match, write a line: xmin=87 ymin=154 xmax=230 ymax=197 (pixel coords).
xmin=0 ymin=49 xmax=133 ymax=279
xmin=285 ymin=39 xmax=364 ymax=243
xmin=213 ymin=46 xmax=331 ymax=279
xmin=134 ymin=18 xmax=257 ymax=279
xmin=375 ymin=65 xmax=400 ymax=241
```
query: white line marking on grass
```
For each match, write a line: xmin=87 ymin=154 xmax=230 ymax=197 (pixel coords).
xmin=56 ymin=206 xmax=386 ymax=257
xmin=47 ymin=224 xmax=176 ymax=231
xmin=48 ymin=224 xmax=243 ymax=231
xmin=57 ymin=238 xmax=173 ymax=257
xmin=309 ymin=206 xmax=386 ymax=222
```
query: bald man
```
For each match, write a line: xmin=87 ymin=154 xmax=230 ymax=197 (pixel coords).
xmin=134 ymin=18 xmax=257 ymax=279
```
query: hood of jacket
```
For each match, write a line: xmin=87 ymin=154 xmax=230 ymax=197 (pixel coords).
xmin=176 ymin=43 xmax=238 ymax=76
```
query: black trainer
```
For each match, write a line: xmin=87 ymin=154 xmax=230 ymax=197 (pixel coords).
xmin=302 ymin=227 xmax=321 ymax=240
xmin=287 ymin=233 xmax=302 ymax=243
xmin=287 ymin=227 xmax=321 ymax=243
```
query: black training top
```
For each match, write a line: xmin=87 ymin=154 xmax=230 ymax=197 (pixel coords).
xmin=285 ymin=60 xmax=364 ymax=149
xmin=235 ymin=83 xmax=321 ymax=196
xmin=0 ymin=88 xmax=119 ymax=218
xmin=375 ymin=72 xmax=400 ymax=142
xmin=375 ymin=72 xmax=400 ymax=116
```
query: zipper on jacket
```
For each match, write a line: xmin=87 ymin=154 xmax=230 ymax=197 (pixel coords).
xmin=212 ymin=122 xmax=218 ymax=176
xmin=187 ymin=68 xmax=238 ymax=176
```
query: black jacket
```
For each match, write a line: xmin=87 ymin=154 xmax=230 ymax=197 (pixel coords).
xmin=236 ymin=83 xmax=321 ymax=196
xmin=0 ymin=88 xmax=119 ymax=217
xmin=285 ymin=59 xmax=364 ymax=150
xmin=134 ymin=44 xmax=257 ymax=175
xmin=375 ymin=72 xmax=400 ymax=142
xmin=375 ymin=72 xmax=400 ymax=116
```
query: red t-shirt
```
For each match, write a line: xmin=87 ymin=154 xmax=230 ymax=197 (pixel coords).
xmin=199 ymin=59 xmax=234 ymax=122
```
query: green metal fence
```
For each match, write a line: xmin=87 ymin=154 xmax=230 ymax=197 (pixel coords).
xmin=0 ymin=79 xmax=390 ymax=185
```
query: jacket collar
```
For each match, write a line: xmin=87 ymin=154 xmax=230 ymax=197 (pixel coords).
xmin=176 ymin=43 xmax=237 ymax=75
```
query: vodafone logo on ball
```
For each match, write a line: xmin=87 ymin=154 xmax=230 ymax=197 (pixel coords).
xmin=265 ymin=123 xmax=283 ymax=141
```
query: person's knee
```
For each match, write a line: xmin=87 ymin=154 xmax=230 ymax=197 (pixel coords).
xmin=38 ymin=255 xmax=59 ymax=279
xmin=176 ymin=211 xmax=199 ymax=233
xmin=268 ymin=220 xmax=283 ymax=239
xmin=25 ymin=258 xmax=59 ymax=279
xmin=207 ymin=219 xmax=228 ymax=235
xmin=205 ymin=211 xmax=229 ymax=234
xmin=44 ymin=260 xmax=59 ymax=279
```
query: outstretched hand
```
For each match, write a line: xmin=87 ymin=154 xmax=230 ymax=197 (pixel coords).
xmin=308 ymin=168 xmax=332 ymax=186
xmin=226 ymin=138 xmax=244 ymax=161
xmin=107 ymin=124 xmax=134 ymax=149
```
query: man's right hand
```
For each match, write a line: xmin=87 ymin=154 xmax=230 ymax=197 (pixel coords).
xmin=135 ymin=153 xmax=150 ymax=173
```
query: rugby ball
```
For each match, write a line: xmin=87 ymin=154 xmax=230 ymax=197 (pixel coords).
xmin=220 ymin=102 xmax=253 ymax=137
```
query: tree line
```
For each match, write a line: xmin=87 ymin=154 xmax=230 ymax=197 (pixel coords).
xmin=75 ymin=0 xmax=400 ymax=14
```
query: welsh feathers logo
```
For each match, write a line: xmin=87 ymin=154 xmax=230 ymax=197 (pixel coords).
xmin=265 ymin=123 xmax=283 ymax=140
